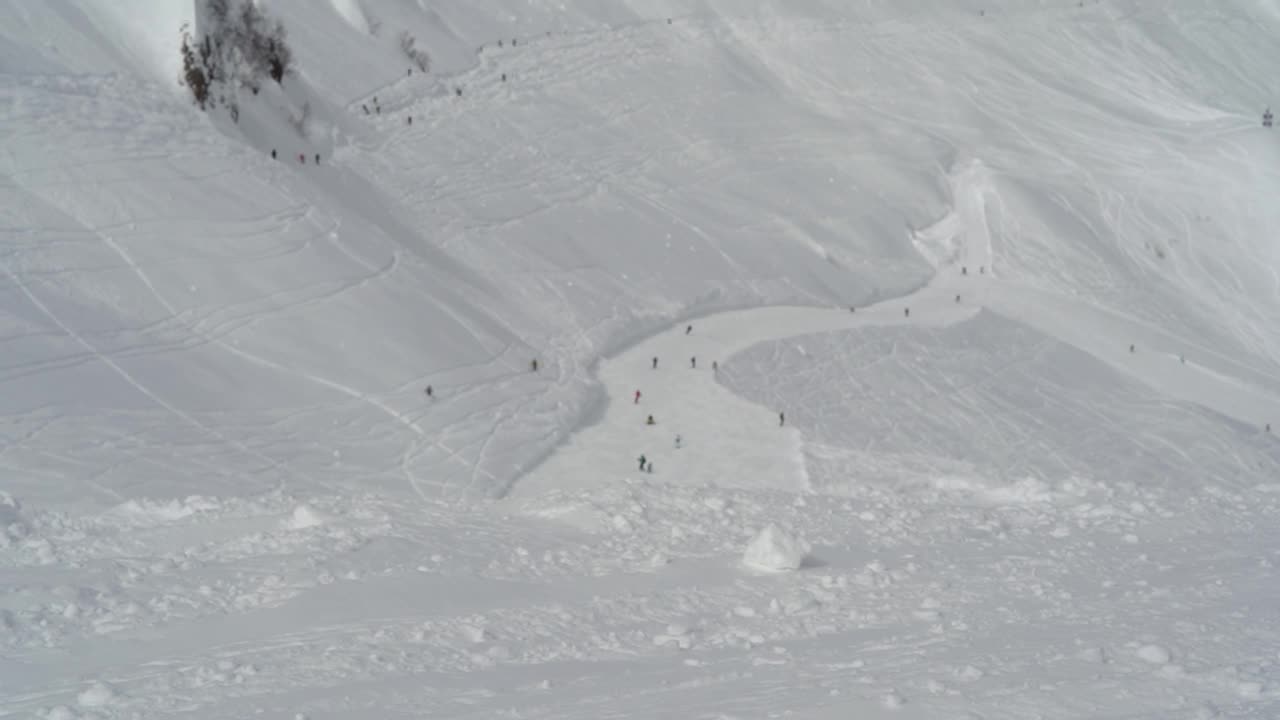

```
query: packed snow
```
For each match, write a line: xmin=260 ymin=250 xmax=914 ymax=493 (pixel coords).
xmin=2 ymin=0 xmax=1280 ymax=718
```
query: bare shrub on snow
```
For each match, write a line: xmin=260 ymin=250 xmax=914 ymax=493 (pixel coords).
xmin=400 ymin=31 xmax=431 ymax=72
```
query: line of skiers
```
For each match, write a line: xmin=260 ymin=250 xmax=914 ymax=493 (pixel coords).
xmin=270 ymin=149 xmax=321 ymax=164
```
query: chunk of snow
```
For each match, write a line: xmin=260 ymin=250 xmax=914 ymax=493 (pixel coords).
xmin=1236 ymin=681 xmax=1264 ymax=698
xmin=76 ymin=681 xmax=117 ymax=707
xmin=460 ymin=624 xmax=491 ymax=644
xmin=1135 ymin=644 xmax=1170 ymax=664
xmin=742 ymin=524 xmax=811 ymax=572
xmin=0 ymin=493 xmax=21 ymax=525
xmin=287 ymin=504 xmax=327 ymax=529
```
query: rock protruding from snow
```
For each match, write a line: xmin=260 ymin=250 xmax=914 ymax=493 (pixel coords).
xmin=742 ymin=524 xmax=810 ymax=572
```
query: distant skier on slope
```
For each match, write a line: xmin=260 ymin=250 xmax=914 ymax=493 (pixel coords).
xmin=634 ymin=389 xmax=642 ymax=404
xmin=686 ymin=324 xmax=693 ymax=335
xmin=674 ymin=434 xmax=682 ymax=449
xmin=779 ymin=411 xmax=785 ymax=426
xmin=652 ymin=356 xmax=659 ymax=369
xmin=690 ymin=356 xmax=696 ymax=369
xmin=531 ymin=358 xmax=539 ymax=372
xmin=424 ymin=385 xmax=433 ymax=398
xmin=638 ymin=454 xmax=647 ymax=471
xmin=1265 ymin=107 xmax=1274 ymax=128
xmin=646 ymin=414 xmax=656 ymax=425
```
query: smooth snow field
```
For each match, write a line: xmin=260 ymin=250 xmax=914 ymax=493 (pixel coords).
xmin=2 ymin=0 xmax=1280 ymax=718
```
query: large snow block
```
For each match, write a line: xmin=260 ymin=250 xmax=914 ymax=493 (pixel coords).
xmin=742 ymin=524 xmax=811 ymax=572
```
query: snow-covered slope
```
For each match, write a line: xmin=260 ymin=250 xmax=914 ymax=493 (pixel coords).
xmin=2 ymin=0 xmax=1279 ymax=718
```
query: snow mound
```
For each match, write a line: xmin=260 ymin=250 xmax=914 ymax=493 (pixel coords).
xmin=109 ymin=496 xmax=221 ymax=525
xmin=76 ymin=681 xmax=118 ymax=707
xmin=0 ymin=492 xmax=21 ymax=525
xmin=1135 ymin=644 xmax=1171 ymax=665
xmin=932 ymin=476 xmax=1055 ymax=505
xmin=286 ymin=504 xmax=329 ymax=530
xmin=742 ymin=524 xmax=811 ymax=572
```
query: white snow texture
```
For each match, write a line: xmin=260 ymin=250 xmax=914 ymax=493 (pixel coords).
xmin=2 ymin=0 xmax=1280 ymax=719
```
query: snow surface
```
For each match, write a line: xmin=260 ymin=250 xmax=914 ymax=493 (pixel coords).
xmin=2 ymin=0 xmax=1280 ymax=718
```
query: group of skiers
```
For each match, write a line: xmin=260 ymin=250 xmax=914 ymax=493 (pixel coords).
xmin=631 ymin=323 xmax=787 ymax=475
xmin=270 ymin=149 xmax=320 ymax=165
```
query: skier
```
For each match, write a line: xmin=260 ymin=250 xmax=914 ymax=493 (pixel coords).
xmin=712 ymin=361 xmax=718 ymax=372
xmin=686 ymin=324 xmax=693 ymax=335
xmin=408 ymin=116 xmax=413 ymax=125
xmin=646 ymin=414 xmax=656 ymax=425
xmin=501 ymin=73 xmax=507 ymax=82
xmin=1265 ymin=107 xmax=1274 ymax=128
xmin=674 ymin=434 xmax=682 ymax=449
xmin=779 ymin=411 xmax=785 ymax=427
xmin=425 ymin=385 xmax=433 ymax=398
xmin=904 ymin=307 xmax=910 ymax=318
xmin=362 ymin=104 xmax=370 ymax=115
xmin=652 ymin=356 xmax=659 ymax=370
xmin=638 ymin=454 xmax=647 ymax=471
xmin=531 ymin=358 xmax=539 ymax=372
xmin=955 ymin=294 xmax=961 ymax=303
xmin=646 ymin=460 xmax=654 ymax=473
xmin=299 ymin=153 xmax=306 ymax=164
xmin=962 ymin=266 xmax=967 ymax=275
xmin=271 ymin=149 xmax=277 ymax=159
xmin=1129 ymin=344 xmax=1135 ymax=353
xmin=690 ymin=356 xmax=696 ymax=369
xmin=314 ymin=153 xmax=320 ymax=165
xmin=634 ymin=389 xmax=642 ymax=404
